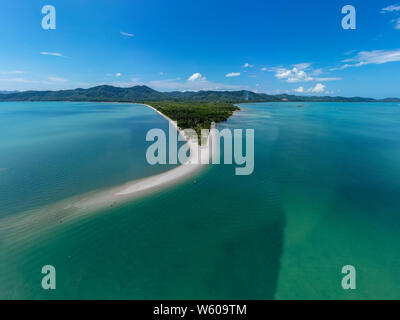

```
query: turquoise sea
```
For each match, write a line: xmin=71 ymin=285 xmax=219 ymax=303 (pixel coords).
xmin=1 ymin=101 xmax=400 ymax=299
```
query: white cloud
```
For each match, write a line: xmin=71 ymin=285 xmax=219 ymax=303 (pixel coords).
xmin=40 ymin=52 xmax=67 ymax=58
xmin=294 ymin=86 xmax=304 ymax=93
xmin=115 ymin=73 xmax=122 ymax=77
xmin=293 ymin=62 xmax=312 ymax=70
xmin=270 ymin=62 xmax=322 ymax=83
xmin=120 ymin=31 xmax=134 ymax=37
xmin=243 ymin=63 xmax=253 ymax=68
xmin=381 ymin=5 xmax=400 ymax=29
xmin=287 ymin=72 xmax=313 ymax=83
xmin=330 ymin=64 xmax=353 ymax=71
xmin=226 ymin=72 xmax=240 ymax=77
xmin=307 ymin=83 xmax=326 ymax=93
xmin=331 ymin=49 xmax=400 ymax=71
xmin=188 ymin=73 xmax=206 ymax=81
xmin=275 ymin=67 xmax=313 ymax=83
xmin=381 ymin=4 xmax=400 ymax=13
xmin=275 ymin=68 xmax=292 ymax=79
xmin=344 ymin=49 xmax=400 ymax=65
xmin=270 ymin=62 xmax=327 ymax=83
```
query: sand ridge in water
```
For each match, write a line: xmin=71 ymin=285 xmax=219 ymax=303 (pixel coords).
xmin=0 ymin=105 xmax=215 ymax=242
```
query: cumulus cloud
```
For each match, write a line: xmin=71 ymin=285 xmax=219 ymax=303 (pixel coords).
xmin=243 ymin=63 xmax=253 ymax=68
xmin=188 ymin=73 xmax=206 ymax=81
xmin=307 ymin=83 xmax=326 ymax=93
xmin=115 ymin=73 xmax=122 ymax=77
xmin=226 ymin=72 xmax=240 ymax=77
xmin=294 ymin=86 xmax=304 ymax=93
xmin=273 ymin=63 xmax=313 ymax=83
xmin=270 ymin=63 xmax=341 ymax=83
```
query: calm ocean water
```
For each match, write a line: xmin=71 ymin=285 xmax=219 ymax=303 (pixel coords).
xmin=0 ymin=102 xmax=176 ymax=217
xmin=1 ymin=101 xmax=400 ymax=299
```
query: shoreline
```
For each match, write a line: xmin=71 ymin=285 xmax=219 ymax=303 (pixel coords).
xmin=0 ymin=103 xmax=213 ymax=241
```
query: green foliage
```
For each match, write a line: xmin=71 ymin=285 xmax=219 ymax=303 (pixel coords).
xmin=0 ymin=85 xmax=166 ymax=102
xmin=149 ymin=101 xmax=239 ymax=136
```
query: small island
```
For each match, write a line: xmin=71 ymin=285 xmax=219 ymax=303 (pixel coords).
xmin=149 ymin=101 xmax=239 ymax=139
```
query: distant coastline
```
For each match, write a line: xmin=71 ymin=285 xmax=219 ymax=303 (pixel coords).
xmin=0 ymin=84 xmax=399 ymax=103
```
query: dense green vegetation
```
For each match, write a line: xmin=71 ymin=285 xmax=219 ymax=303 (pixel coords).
xmin=0 ymin=86 xmax=166 ymax=102
xmin=150 ymin=101 xmax=239 ymax=136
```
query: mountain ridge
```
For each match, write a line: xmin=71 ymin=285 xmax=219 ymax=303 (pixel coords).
xmin=0 ymin=85 xmax=398 ymax=103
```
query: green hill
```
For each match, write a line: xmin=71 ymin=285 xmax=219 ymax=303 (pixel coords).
xmin=0 ymin=85 xmax=397 ymax=103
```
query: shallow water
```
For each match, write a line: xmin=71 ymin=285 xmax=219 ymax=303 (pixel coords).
xmin=0 ymin=102 xmax=177 ymax=217
xmin=1 ymin=102 xmax=400 ymax=299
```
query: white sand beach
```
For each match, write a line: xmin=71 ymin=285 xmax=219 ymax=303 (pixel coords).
xmin=58 ymin=103 xmax=216 ymax=212
xmin=0 ymin=105 xmax=214 ymax=240
xmin=114 ymin=105 xmax=212 ymax=195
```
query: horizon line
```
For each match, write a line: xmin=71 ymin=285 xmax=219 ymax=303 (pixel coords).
xmin=1 ymin=84 xmax=400 ymax=101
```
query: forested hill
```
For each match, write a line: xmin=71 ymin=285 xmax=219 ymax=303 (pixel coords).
xmin=0 ymin=85 xmax=398 ymax=103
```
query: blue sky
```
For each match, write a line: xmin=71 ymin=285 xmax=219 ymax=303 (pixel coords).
xmin=0 ymin=0 xmax=400 ymax=98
